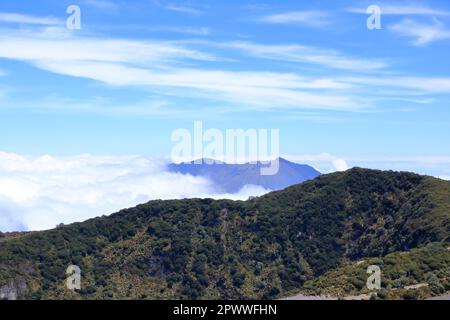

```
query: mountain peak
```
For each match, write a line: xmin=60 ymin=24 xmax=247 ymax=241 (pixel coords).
xmin=168 ymin=158 xmax=321 ymax=193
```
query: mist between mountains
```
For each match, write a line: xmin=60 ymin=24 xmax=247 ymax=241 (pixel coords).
xmin=171 ymin=121 xmax=281 ymax=175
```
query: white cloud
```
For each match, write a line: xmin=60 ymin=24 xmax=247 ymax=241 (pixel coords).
xmin=0 ymin=152 xmax=269 ymax=232
xmin=0 ymin=28 xmax=217 ymax=64
xmin=33 ymin=60 xmax=359 ymax=110
xmin=389 ymin=19 xmax=450 ymax=45
xmin=0 ymin=14 xmax=447 ymax=115
xmin=258 ymin=10 xmax=330 ymax=27
xmin=287 ymin=154 xmax=450 ymax=166
xmin=286 ymin=153 xmax=450 ymax=178
xmin=0 ymin=197 xmax=28 ymax=232
xmin=223 ymin=41 xmax=387 ymax=71
xmin=344 ymin=155 xmax=450 ymax=165
xmin=11 ymin=96 xmax=184 ymax=117
xmin=165 ymin=5 xmax=203 ymax=15
xmin=152 ymin=26 xmax=211 ymax=36
xmin=439 ymin=175 xmax=450 ymax=181
xmin=348 ymin=5 xmax=450 ymax=16
xmin=284 ymin=153 xmax=352 ymax=173
xmin=213 ymin=185 xmax=271 ymax=201
xmin=0 ymin=27 xmax=363 ymax=111
xmin=332 ymin=158 xmax=350 ymax=172
xmin=0 ymin=12 xmax=61 ymax=25
xmin=342 ymin=76 xmax=450 ymax=93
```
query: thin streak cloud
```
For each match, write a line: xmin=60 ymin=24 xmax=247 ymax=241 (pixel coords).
xmin=348 ymin=5 xmax=450 ymax=16
xmin=0 ymin=12 xmax=61 ymax=25
xmin=257 ymin=10 xmax=331 ymax=27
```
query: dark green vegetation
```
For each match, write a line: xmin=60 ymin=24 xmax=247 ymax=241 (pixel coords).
xmin=299 ymin=242 xmax=449 ymax=300
xmin=0 ymin=168 xmax=449 ymax=299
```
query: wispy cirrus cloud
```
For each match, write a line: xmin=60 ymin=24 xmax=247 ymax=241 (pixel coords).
xmin=389 ymin=18 xmax=450 ymax=45
xmin=0 ymin=26 xmax=363 ymax=112
xmin=3 ymin=95 xmax=184 ymax=118
xmin=257 ymin=10 xmax=331 ymax=27
xmin=165 ymin=4 xmax=204 ymax=15
xmin=348 ymin=5 xmax=450 ymax=16
xmin=0 ymin=27 xmax=218 ymax=63
xmin=0 ymin=13 xmax=448 ymax=115
xmin=149 ymin=25 xmax=211 ymax=36
xmin=222 ymin=41 xmax=387 ymax=71
xmin=342 ymin=75 xmax=450 ymax=93
xmin=0 ymin=12 xmax=61 ymax=25
xmin=35 ymin=60 xmax=359 ymax=111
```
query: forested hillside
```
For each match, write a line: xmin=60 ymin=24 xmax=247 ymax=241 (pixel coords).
xmin=0 ymin=168 xmax=448 ymax=300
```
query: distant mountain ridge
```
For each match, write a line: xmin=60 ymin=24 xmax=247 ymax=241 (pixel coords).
xmin=168 ymin=157 xmax=321 ymax=193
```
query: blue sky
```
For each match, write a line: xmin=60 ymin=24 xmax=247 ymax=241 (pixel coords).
xmin=0 ymin=1 xmax=450 ymax=173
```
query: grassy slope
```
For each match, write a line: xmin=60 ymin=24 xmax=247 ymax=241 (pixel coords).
xmin=293 ymin=242 xmax=450 ymax=300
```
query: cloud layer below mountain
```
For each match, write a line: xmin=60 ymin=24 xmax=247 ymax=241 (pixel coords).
xmin=0 ymin=152 xmax=274 ymax=231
